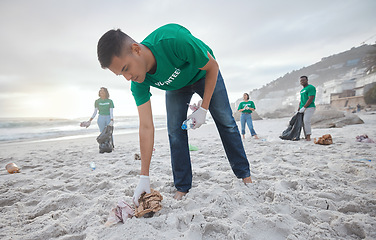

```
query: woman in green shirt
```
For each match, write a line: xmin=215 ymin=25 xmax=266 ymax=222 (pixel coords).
xmin=88 ymin=87 xmax=114 ymax=132
xmin=238 ymin=93 xmax=258 ymax=139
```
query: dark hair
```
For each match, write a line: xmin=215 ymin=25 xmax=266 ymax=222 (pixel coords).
xmin=300 ymin=76 xmax=308 ymax=80
xmin=99 ymin=87 xmax=110 ymax=99
xmin=97 ymin=29 xmax=136 ymax=69
xmin=243 ymin=93 xmax=249 ymax=100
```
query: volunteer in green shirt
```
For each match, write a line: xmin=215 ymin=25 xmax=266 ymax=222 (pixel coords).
xmin=298 ymin=76 xmax=316 ymax=141
xmin=87 ymin=87 xmax=114 ymax=133
xmin=97 ymin=23 xmax=252 ymax=205
xmin=238 ymin=93 xmax=258 ymax=139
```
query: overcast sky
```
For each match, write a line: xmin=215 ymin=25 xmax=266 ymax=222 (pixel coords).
xmin=1 ymin=0 xmax=376 ymax=118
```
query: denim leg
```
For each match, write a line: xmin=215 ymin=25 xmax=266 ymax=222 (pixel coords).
xmin=97 ymin=115 xmax=110 ymax=132
xmin=166 ymin=87 xmax=194 ymax=192
xmin=192 ymin=71 xmax=250 ymax=179
xmin=246 ymin=114 xmax=257 ymax=136
xmin=240 ymin=114 xmax=246 ymax=135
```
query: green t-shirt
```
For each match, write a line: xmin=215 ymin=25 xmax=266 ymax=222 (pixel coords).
xmin=299 ymin=84 xmax=316 ymax=108
xmin=95 ymin=98 xmax=114 ymax=115
xmin=131 ymin=23 xmax=215 ymax=106
xmin=238 ymin=101 xmax=256 ymax=113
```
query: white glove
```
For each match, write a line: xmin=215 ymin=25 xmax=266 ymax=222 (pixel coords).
xmin=109 ymin=120 xmax=114 ymax=126
xmin=299 ymin=107 xmax=306 ymax=113
xmin=80 ymin=121 xmax=91 ymax=128
xmin=187 ymin=107 xmax=207 ymax=129
xmin=132 ymin=175 xmax=151 ymax=207
xmin=189 ymin=100 xmax=203 ymax=112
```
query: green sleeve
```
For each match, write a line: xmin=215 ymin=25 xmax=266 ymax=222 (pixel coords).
xmin=131 ymin=82 xmax=152 ymax=106
xmin=307 ymin=86 xmax=316 ymax=96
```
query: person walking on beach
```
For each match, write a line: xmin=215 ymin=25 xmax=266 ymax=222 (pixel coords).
xmin=97 ymin=23 xmax=252 ymax=205
xmin=238 ymin=93 xmax=259 ymax=139
xmin=83 ymin=87 xmax=114 ymax=133
xmin=298 ymin=76 xmax=316 ymax=141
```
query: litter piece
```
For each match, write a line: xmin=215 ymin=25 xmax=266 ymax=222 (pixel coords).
xmin=105 ymin=200 xmax=135 ymax=227
xmin=355 ymin=134 xmax=375 ymax=143
xmin=134 ymin=153 xmax=141 ymax=160
xmin=135 ymin=188 xmax=163 ymax=218
xmin=5 ymin=163 xmax=20 ymax=174
xmin=189 ymin=144 xmax=199 ymax=151
xmin=314 ymin=134 xmax=333 ymax=145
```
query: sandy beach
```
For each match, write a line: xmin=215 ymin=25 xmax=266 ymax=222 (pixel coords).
xmin=1 ymin=112 xmax=375 ymax=240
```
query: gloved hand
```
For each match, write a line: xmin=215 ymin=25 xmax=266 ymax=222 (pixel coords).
xmin=299 ymin=107 xmax=306 ymax=113
xmin=80 ymin=121 xmax=91 ymax=128
xmin=189 ymin=100 xmax=203 ymax=112
xmin=109 ymin=120 xmax=114 ymax=126
xmin=187 ymin=107 xmax=207 ymax=129
xmin=132 ymin=175 xmax=151 ymax=207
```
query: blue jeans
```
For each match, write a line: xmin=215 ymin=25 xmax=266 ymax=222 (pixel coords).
xmin=97 ymin=115 xmax=111 ymax=133
xmin=240 ymin=113 xmax=257 ymax=136
xmin=166 ymin=71 xmax=251 ymax=192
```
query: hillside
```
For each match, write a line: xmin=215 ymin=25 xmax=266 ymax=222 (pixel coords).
xmin=234 ymin=44 xmax=376 ymax=118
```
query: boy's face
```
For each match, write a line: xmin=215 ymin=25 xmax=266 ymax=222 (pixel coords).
xmin=108 ymin=45 xmax=147 ymax=83
xmin=300 ymin=77 xmax=308 ymax=87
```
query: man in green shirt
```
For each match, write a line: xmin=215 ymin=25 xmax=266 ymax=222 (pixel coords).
xmin=97 ymin=24 xmax=252 ymax=205
xmin=298 ymin=76 xmax=316 ymax=141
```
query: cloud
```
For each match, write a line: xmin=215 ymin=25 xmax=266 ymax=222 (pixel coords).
xmin=1 ymin=0 xmax=376 ymax=117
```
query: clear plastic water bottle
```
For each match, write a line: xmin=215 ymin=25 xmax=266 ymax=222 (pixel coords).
xmin=181 ymin=119 xmax=195 ymax=130
xmin=90 ymin=162 xmax=96 ymax=170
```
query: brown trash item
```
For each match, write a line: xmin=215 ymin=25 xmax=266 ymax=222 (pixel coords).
xmin=134 ymin=153 xmax=141 ymax=160
xmin=6 ymin=163 xmax=20 ymax=174
xmin=135 ymin=189 xmax=163 ymax=218
xmin=314 ymin=134 xmax=333 ymax=145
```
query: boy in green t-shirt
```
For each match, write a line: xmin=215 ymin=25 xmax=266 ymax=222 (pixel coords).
xmin=97 ymin=24 xmax=251 ymax=205
xmin=298 ymin=76 xmax=316 ymax=141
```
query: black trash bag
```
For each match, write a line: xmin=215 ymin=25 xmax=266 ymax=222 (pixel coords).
xmin=279 ymin=113 xmax=304 ymax=141
xmin=97 ymin=125 xmax=114 ymax=153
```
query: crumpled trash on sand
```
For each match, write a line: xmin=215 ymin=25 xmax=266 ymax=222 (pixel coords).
xmin=105 ymin=189 xmax=163 ymax=226
xmin=314 ymin=134 xmax=333 ymax=145
xmin=356 ymin=134 xmax=375 ymax=143
xmin=135 ymin=189 xmax=163 ymax=218
xmin=104 ymin=200 xmax=134 ymax=227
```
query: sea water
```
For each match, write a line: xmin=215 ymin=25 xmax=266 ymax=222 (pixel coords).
xmin=0 ymin=115 xmax=167 ymax=143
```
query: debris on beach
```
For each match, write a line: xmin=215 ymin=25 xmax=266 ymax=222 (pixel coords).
xmin=105 ymin=200 xmax=135 ymax=227
xmin=356 ymin=134 xmax=375 ymax=143
xmin=135 ymin=189 xmax=163 ymax=218
xmin=314 ymin=134 xmax=333 ymax=145
xmin=5 ymin=163 xmax=20 ymax=174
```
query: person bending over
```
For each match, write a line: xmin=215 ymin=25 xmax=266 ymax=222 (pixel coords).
xmin=97 ymin=23 xmax=252 ymax=205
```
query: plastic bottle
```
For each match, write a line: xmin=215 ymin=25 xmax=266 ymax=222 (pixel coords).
xmin=90 ymin=162 xmax=96 ymax=170
xmin=6 ymin=163 xmax=20 ymax=174
xmin=181 ymin=119 xmax=195 ymax=130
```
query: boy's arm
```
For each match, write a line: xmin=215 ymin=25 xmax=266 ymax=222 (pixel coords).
xmin=132 ymin=100 xmax=154 ymax=206
xmin=137 ymin=100 xmax=154 ymax=176
xmin=303 ymin=96 xmax=315 ymax=108
xmin=188 ymin=52 xmax=219 ymax=129
xmin=199 ymin=52 xmax=219 ymax=110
